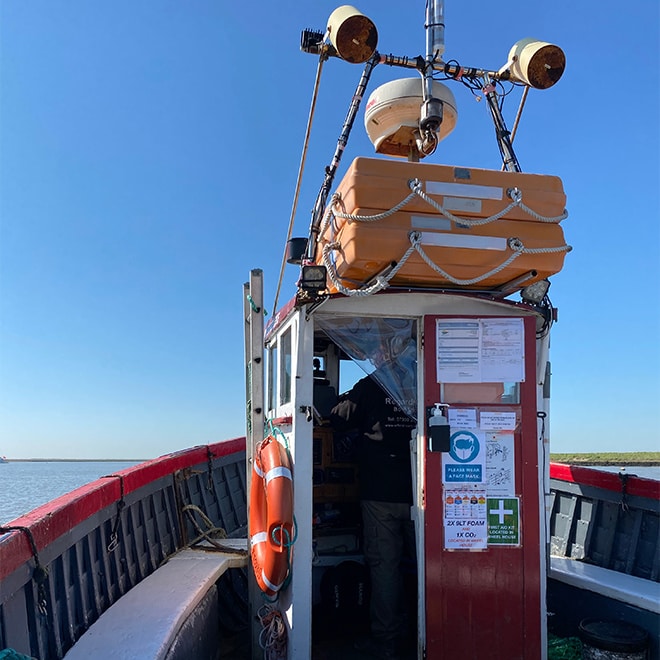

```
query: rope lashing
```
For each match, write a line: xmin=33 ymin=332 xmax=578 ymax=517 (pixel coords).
xmin=318 ymin=175 xmax=571 ymax=292
xmin=321 ymin=239 xmax=418 ymax=297
xmin=0 ymin=525 xmax=49 ymax=616
xmin=328 ymin=187 xmax=421 ymax=224
xmin=206 ymin=445 xmax=215 ymax=493
xmin=246 ymin=294 xmax=268 ymax=317
xmin=408 ymin=179 xmax=569 ymax=226
xmin=266 ymin=420 xmax=292 ymax=452
xmin=182 ymin=504 xmax=248 ymax=555
xmin=410 ymin=232 xmax=524 ymax=286
xmin=325 ymin=178 xmax=568 ymax=230
xmin=618 ymin=471 xmax=631 ymax=513
xmin=409 ymin=232 xmax=572 ymax=286
xmin=270 ymin=516 xmax=298 ymax=548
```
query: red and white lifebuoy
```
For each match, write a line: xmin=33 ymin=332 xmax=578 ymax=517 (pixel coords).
xmin=249 ymin=435 xmax=294 ymax=596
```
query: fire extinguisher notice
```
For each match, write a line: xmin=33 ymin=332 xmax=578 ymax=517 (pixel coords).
xmin=443 ymin=487 xmax=488 ymax=550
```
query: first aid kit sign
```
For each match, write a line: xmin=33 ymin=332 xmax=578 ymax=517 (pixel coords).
xmin=487 ymin=497 xmax=520 ymax=546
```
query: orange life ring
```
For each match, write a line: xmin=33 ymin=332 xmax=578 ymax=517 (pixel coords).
xmin=249 ymin=435 xmax=294 ymax=596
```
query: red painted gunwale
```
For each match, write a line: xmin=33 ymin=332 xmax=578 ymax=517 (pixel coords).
xmin=549 ymin=462 xmax=659 ymax=501
xmin=0 ymin=437 xmax=245 ymax=581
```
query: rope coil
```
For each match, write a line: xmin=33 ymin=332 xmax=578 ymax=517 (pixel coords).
xmin=257 ymin=603 xmax=287 ymax=659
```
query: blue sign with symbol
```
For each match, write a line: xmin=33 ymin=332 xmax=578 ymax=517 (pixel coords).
xmin=444 ymin=431 xmax=484 ymax=483
xmin=449 ymin=431 xmax=480 ymax=462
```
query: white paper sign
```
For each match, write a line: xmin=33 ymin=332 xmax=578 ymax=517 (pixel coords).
xmin=485 ymin=433 xmax=515 ymax=497
xmin=444 ymin=519 xmax=488 ymax=550
xmin=443 ymin=486 xmax=488 ymax=551
xmin=436 ymin=318 xmax=524 ymax=383
xmin=480 ymin=411 xmax=517 ymax=430
xmin=448 ymin=408 xmax=477 ymax=429
xmin=436 ymin=320 xmax=480 ymax=382
xmin=480 ymin=318 xmax=525 ymax=383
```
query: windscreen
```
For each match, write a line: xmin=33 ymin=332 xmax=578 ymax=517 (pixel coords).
xmin=316 ymin=316 xmax=417 ymax=419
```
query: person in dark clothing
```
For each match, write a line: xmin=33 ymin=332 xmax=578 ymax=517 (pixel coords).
xmin=331 ymin=372 xmax=417 ymax=659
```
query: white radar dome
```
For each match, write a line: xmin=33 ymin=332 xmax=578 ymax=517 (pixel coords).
xmin=364 ymin=78 xmax=458 ymax=158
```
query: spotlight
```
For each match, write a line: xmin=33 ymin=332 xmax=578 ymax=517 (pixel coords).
xmin=520 ymin=279 xmax=550 ymax=304
xmin=300 ymin=29 xmax=325 ymax=56
xmin=299 ymin=264 xmax=327 ymax=292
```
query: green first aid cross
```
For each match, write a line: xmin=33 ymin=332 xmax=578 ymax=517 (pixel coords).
xmin=487 ymin=497 xmax=520 ymax=545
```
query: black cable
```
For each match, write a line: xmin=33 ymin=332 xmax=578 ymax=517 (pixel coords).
xmin=536 ymin=295 xmax=555 ymax=339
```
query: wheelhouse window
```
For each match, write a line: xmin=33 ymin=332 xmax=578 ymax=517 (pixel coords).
xmin=267 ymin=344 xmax=278 ymax=413
xmin=279 ymin=328 xmax=292 ymax=405
xmin=316 ymin=315 xmax=417 ymax=419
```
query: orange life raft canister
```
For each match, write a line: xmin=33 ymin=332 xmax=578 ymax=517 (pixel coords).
xmin=249 ymin=436 xmax=294 ymax=596
xmin=316 ymin=157 xmax=570 ymax=292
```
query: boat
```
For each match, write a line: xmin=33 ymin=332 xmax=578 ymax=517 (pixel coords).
xmin=1 ymin=3 xmax=657 ymax=659
xmin=0 ymin=457 xmax=8 ymax=464
xmin=0 ymin=440 xmax=249 ymax=659
xmin=1 ymin=453 xmax=656 ymax=659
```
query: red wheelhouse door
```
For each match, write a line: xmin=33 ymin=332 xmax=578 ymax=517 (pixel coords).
xmin=423 ymin=314 xmax=542 ymax=660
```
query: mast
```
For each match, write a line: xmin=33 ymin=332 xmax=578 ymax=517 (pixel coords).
xmin=419 ymin=0 xmax=445 ymax=155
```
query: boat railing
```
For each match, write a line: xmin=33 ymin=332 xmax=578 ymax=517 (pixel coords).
xmin=0 ymin=438 xmax=247 ymax=660
xmin=548 ymin=462 xmax=659 ymax=581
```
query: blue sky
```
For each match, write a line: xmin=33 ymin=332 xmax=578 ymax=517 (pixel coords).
xmin=1 ymin=1 xmax=658 ymax=459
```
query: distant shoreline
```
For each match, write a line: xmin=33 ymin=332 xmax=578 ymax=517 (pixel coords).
xmin=2 ymin=458 xmax=147 ymax=463
xmin=549 ymin=452 xmax=660 ymax=467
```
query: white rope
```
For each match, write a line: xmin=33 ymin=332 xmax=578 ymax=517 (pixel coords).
xmin=324 ymin=178 xmax=568 ymax=231
xmin=409 ymin=232 xmax=572 ymax=286
xmin=409 ymin=233 xmax=524 ymax=286
xmin=409 ymin=179 xmax=569 ymax=226
xmin=332 ymin=188 xmax=420 ymax=223
xmin=316 ymin=193 xmax=341 ymax=242
xmin=318 ymin=175 xmax=571 ymax=293
xmin=321 ymin=240 xmax=418 ymax=297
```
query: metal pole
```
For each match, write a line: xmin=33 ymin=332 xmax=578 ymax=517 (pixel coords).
xmin=379 ymin=52 xmax=511 ymax=83
xmin=243 ymin=269 xmax=264 ymax=660
xmin=272 ymin=55 xmax=326 ymax=314
xmin=425 ymin=0 xmax=445 ymax=61
xmin=418 ymin=0 xmax=446 ymax=152
xmin=482 ymin=73 xmax=521 ymax=172
xmin=305 ymin=52 xmax=380 ymax=261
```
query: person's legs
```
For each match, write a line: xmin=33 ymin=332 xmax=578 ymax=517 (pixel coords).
xmin=360 ymin=499 xmax=410 ymax=647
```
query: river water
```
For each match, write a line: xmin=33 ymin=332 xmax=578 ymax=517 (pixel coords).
xmin=0 ymin=461 xmax=139 ymax=525
xmin=0 ymin=461 xmax=657 ymax=526
xmin=588 ymin=465 xmax=659 ymax=480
